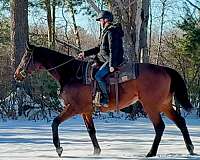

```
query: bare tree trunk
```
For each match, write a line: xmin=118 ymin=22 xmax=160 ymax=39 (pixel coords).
xmin=135 ymin=0 xmax=143 ymax=62
xmin=10 ymin=0 xmax=28 ymax=68
xmin=157 ymin=0 xmax=167 ymax=64
xmin=86 ymin=0 xmax=101 ymax=13
xmin=148 ymin=0 xmax=152 ymax=59
xmin=10 ymin=0 xmax=28 ymax=119
xmin=140 ymin=0 xmax=150 ymax=63
xmin=44 ymin=0 xmax=52 ymax=47
xmin=52 ymin=0 xmax=56 ymax=49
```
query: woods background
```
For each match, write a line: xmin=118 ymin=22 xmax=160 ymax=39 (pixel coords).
xmin=0 ymin=0 xmax=199 ymax=120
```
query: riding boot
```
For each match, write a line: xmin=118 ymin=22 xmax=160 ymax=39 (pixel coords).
xmin=98 ymin=81 xmax=109 ymax=107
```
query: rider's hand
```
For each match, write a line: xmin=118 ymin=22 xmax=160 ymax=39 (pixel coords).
xmin=110 ymin=67 xmax=115 ymax=73
xmin=78 ymin=51 xmax=85 ymax=60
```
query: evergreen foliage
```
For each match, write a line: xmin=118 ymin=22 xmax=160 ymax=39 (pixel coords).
xmin=165 ymin=9 xmax=200 ymax=111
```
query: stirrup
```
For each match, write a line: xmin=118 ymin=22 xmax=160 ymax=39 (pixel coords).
xmin=101 ymin=103 xmax=109 ymax=108
xmin=100 ymin=98 xmax=109 ymax=107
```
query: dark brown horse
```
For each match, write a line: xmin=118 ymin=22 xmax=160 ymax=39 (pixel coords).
xmin=14 ymin=43 xmax=195 ymax=157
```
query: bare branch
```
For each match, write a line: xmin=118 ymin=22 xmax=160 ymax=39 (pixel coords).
xmin=55 ymin=38 xmax=81 ymax=52
xmin=124 ymin=0 xmax=137 ymax=9
xmin=185 ymin=0 xmax=200 ymax=11
xmin=85 ymin=0 xmax=101 ymax=13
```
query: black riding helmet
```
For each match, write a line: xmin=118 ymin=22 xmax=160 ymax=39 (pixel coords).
xmin=96 ymin=10 xmax=113 ymax=22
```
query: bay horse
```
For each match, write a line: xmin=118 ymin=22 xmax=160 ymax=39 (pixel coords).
xmin=14 ymin=43 xmax=195 ymax=157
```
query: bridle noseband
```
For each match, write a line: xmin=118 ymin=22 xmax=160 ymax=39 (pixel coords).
xmin=19 ymin=48 xmax=35 ymax=79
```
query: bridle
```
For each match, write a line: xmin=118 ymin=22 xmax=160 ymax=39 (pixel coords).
xmin=18 ymin=48 xmax=35 ymax=79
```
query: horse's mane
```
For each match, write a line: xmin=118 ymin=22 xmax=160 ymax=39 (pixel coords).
xmin=35 ymin=46 xmax=75 ymax=62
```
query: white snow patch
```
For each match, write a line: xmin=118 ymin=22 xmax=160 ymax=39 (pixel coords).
xmin=0 ymin=117 xmax=199 ymax=159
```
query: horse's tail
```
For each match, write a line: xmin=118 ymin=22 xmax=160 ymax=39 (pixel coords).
xmin=165 ymin=67 xmax=193 ymax=112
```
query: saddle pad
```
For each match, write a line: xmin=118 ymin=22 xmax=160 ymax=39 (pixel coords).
xmin=84 ymin=61 xmax=139 ymax=85
xmin=110 ymin=62 xmax=138 ymax=84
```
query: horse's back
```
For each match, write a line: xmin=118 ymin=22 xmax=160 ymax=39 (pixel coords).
xmin=138 ymin=63 xmax=169 ymax=75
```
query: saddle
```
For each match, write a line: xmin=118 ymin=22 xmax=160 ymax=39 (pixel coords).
xmin=84 ymin=61 xmax=139 ymax=111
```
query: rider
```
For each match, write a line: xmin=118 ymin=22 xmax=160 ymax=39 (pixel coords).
xmin=78 ymin=10 xmax=124 ymax=107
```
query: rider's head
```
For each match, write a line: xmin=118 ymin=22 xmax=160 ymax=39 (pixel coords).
xmin=96 ymin=10 xmax=113 ymax=28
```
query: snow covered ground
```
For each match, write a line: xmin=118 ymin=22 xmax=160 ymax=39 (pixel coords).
xmin=0 ymin=115 xmax=199 ymax=160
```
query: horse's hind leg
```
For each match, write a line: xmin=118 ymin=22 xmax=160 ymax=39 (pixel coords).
xmin=146 ymin=113 xmax=165 ymax=157
xmin=164 ymin=108 xmax=194 ymax=155
xmin=82 ymin=113 xmax=101 ymax=155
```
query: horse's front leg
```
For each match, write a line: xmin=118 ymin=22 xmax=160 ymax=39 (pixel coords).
xmin=82 ymin=113 xmax=101 ymax=155
xmin=51 ymin=105 xmax=74 ymax=157
xmin=52 ymin=116 xmax=63 ymax=157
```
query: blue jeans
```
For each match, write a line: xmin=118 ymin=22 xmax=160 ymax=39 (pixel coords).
xmin=95 ymin=62 xmax=109 ymax=102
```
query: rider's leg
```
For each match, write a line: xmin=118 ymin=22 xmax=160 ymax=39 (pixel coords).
xmin=95 ymin=62 xmax=109 ymax=107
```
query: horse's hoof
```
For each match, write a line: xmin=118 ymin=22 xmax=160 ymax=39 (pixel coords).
xmin=189 ymin=150 xmax=195 ymax=155
xmin=93 ymin=148 xmax=101 ymax=155
xmin=56 ymin=147 xmax=63 ymax=157
xmin=187 ymin=144 xmax=194 ymax=155
xmin=146 ymin=151 xmax=156 ymax=157
xmin=190 ymin=152 xmax=198 ymax=156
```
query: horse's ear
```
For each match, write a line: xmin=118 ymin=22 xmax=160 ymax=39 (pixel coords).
xmin=26 ymin=41 xmax=34 ymax=50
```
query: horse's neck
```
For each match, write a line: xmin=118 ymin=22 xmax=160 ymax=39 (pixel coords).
xmin=48 ymin=69 xmax=62 ymax=82
xmin=40 ymin=52 xmax=84 ymax=85
xmin=36 ymin=48 xmax=78 ymax=83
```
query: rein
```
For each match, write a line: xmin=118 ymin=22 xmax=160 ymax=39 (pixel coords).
xmin=46 ymin=57 xmax=76 ymax=71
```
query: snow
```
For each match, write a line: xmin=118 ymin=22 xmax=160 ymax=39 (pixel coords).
xmin=0 ymin=116 xmax=199 ymax=160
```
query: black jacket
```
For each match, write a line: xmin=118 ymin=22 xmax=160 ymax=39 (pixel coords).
xmin=84 ymin=23 xmax=124 ymax=67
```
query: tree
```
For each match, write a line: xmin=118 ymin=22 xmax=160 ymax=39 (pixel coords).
xmin=157 ymin=0 xmax=168 ymax=64
xmin=86 ymin=0 xmax=150 ymax=63
xmin=3 ymin=0 xmax=29 ymax=118
xmin=64 ymin=0 xmax=82 ymax=48
xmin=10 ymin=0 xmax=28 ymax=68
xmin=44 ymin=0 xmax=52 ymax=47
xmin=162 ymin=10 xmax=200 ymax=112
xmin=185 ymin=0 xmax=200 ymax=11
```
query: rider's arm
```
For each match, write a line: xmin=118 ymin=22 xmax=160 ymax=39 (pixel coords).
xmin=84 ymin=45 xmax=100 ymax=57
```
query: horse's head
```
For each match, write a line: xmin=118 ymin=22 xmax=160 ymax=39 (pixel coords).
xmin=14 ymin=42 xmax=82 ymax=83
xmin=14 ymin=42 xmax=37 ymax=81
